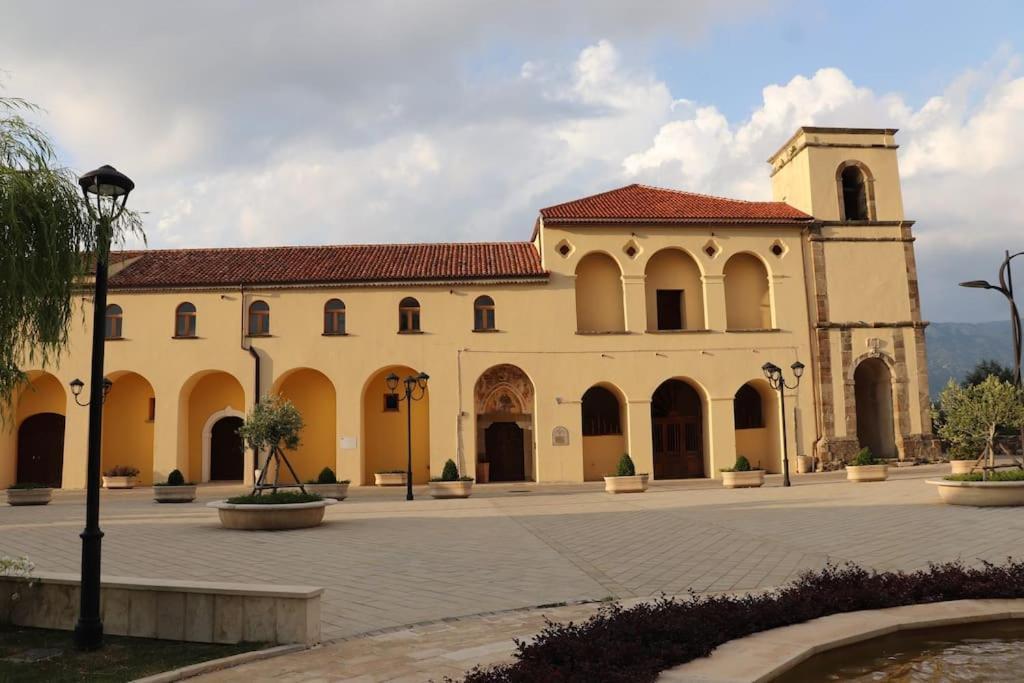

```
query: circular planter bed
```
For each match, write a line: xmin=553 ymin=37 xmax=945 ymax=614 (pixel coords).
xmin=154 ymin=485 xmax=197 ymax=503
xmin=102 ymin=476 xmax=138 ymax=489
xmin=603 ymin=474 xmax=649 ymax=494
xmin=927 ymin=478 xmax=1024 ymax=506
xmin=6 ymin=487 xmax=52 ymax=506
xmin=949 ymin=460 xmax=977 ymax=475
xmin=306 ymin=482 xmax=349 ymax=500
xmin=374 ymin=472 xmax=407 ymax=487
xmin=428 ymin=480 xmax=474 ymax=498
xmin=722 ymin=470 xmax=765 ymax=489
xmin=207 ymin=496 xmax=336 ymax=530
xmin=846 ymin=464 xmax=888 ymax=482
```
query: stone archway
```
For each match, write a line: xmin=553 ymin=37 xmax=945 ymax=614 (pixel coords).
xmin=475 ymin=364 xmax=535 ymax=482
xmin=203 ymin=407 xmax=246 ymax=482
xmin=14 ymin=372 xmax=67 ymax=488
xmin=854 ymin=357 xmax=897 ymax=458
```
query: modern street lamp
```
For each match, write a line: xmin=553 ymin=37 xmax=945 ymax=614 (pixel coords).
xmin=73 ymin=164 xmax=134 ymax=651
xmin=959 ymin=250 xmax=1024 ymax=386
xmin=762 ymin=360 xmax=805 ymax=487
xmin=385 ymin=371 xmax=429 ymax=501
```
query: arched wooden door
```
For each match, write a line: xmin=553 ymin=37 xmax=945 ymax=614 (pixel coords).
xmin=651 ymin=380 xmax=704 ymax=479
xmin=485 ymin=422 xmax=526 ymax=482
xmin=17 ymin=413 xmax=66 ymax=487
xmin=210 ymin=416 xmax=244 ymax=481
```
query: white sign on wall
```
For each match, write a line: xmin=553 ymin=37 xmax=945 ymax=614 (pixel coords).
xmin=340 ymin=436 xmax=357 ymax=450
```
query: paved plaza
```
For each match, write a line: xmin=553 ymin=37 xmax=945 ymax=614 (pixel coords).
xmin=3 ymin=465 xmax=1024 ymax=680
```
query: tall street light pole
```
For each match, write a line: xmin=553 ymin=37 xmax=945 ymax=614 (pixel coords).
xmin=72 ymin=165 xmax=134 ymax=651
xmin=959 ymin=249 xmax=1024 ymax=386
xmin=386 ymin=371 xmax=429 ymax=501
xmin=762 ymin=361 xmax=805 ymax=487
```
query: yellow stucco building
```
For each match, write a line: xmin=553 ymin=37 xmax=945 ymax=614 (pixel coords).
xmin=2 ymin=127 xmax=939 ymax=490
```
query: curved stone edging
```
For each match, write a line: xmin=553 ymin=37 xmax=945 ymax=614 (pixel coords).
xmin=927 ymin=478 xmax=1024 ymax=507
xmin=207 ymin=499 xmax=337 ymax=530
xmin=658 ymin=599 xmax=1024 ymax=682
xmin=131 ymin=643 xmax=307 ymax=683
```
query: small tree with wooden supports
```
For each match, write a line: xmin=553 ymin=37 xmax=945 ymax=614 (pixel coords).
xmin=935 ymin=376 xmax=1024 ymax=479
xmin=237 ymin=395 xmax=307 ymax=495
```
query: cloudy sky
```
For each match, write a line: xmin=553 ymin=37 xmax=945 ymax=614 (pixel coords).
xmin=2 ymin=0 xmax=1023 ymax=322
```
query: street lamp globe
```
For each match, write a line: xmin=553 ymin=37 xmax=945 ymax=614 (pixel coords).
xmin=385 ymin=373 xmax=400 ymax=392
xmin=791 ymin=361 xmax=805 ymax=379
xmin=78 ymin=165 xmax=134 ymax=222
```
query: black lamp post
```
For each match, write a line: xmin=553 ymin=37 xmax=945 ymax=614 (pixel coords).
xmin=72 ymin=164 xmax=134 ymax=651
xmin=385 ymin=371 xmax=429 ymax=501
xmin=762 ymin=360 xmax=805 ymax=487
xmin=959 ymin=250 xmax=1024 ymax=386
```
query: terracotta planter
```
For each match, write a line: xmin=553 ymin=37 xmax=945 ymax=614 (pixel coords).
xmin=846 ymin=464 xmax=888 ymax=482
xmin=306 ymin=482 xmax=349 ymax=500
xmin=153 ymin=485 xmax=197 ymax=503
xmin=796 ymin=455 xmax=813 ymax=474
xmin=428 ymin=480 xmax=474 ymax=499
xmin=603 ymin=474 xmax=649 ymax=494
xmin=722 ymin=470 xmax=765 ymax=488
xmin=374 ymin=472 xmax=407 ymax=487
xmin=950 ymin=460 xmax=977 ymax=475
xmin=207 ymin=499 xmax=336 ymax=530
xmin=6 ymin=487 xmax=52 ymax=506
xmin=475 ymin=462 xmax=490 ymax=484
xmin=103 ymin=476 xmax=138 ymax=489
xmin=927 ymin=479 xmax=1024 ymax=507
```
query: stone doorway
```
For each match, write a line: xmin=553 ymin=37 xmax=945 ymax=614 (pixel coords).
xmin=210 ymin=416 xmax=244 ymax=481
xmin=485 ymin=422 xmax=526 ymax=482
xmin=854 ymin=358 xmax=897 ymax=458
xmin=17 ymin=413 xmax=65 ymax=488
xmin=651 ymin=379 xmax=704 ymax=479
xmin=475 ymin=364 xmax=535 ymax=483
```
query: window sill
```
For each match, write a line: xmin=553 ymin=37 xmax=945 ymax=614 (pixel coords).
xmin=172 ymin=335 xmax=199 ymax=340
xmin=575 ymin=330 xmax=632 ymax=336
xmin=725 ymin=328 xmax=780 ymax=333
xmin=105 ymin=337 xmax=126 ymax=341
xmin=472 ymin=329 xmax=501 ymax=333
xmin=246 ymin=333 xmax=273 ymax=338
xmin=322 ymin=332 xmax=349 ymax=337
xmin=646 ymin=329 xmax=711 ymax=334
xmin=397 ymin=330 xmax=424 ymax=335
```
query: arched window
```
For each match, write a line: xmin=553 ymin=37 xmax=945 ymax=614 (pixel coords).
xmin=248 ymin=300 xmax=270 ymax=336
xmin=582 ymin=386 xmax=622 ymax=436
xmin=733 ymin=384 xmax=763 ymax=429
xmin=841 ymin=165 xmax=870 ymax=220
xmin=104 ymin=304 xmax=123 ymax=339
xmin=399 ymin=297 xmax=420 ymax=332
xmin=324 ymin=299 xmax=346 ymax=335
xmin=474 ymin=295 xmax=495 ymax=331
xmin=174 ymin=302 xmax=197 ymax=338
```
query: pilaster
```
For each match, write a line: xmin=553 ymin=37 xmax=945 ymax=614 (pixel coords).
xmin=702 ymin=274 xmax=727 ymax=330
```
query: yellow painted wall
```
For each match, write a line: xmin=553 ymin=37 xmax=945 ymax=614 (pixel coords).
xmin=276 ymin=368 xmax=337 ymax=483
xmin=582 ymin=435 xmax=626 ymax=481
xmin=362 ymin=366 xmax=430 ymax=484
xmin=724 ymin=254 xmax=771 ymax=330
xmin=644 ymin=248 xmax=705 ymax=330
xmin=575 ymin=252 xmax=625 ymax=332
xmin=101 ymin=372 xmax=155 ymax=484
xmin=186 ymin=372 xmax=245 ymax=482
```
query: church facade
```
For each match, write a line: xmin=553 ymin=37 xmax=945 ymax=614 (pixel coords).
xmin=1 ymin=127 xmax=939 ymax=489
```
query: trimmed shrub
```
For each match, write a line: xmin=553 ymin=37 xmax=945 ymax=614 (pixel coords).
xmin=851 ymin=447 xmax=878 ymax=466
xmin=734 ymin=455 xmax=752 ymax=472
xmin=103 ymin=465 xmax=140 ymax=477
xmin=616 ymin=454 xmax=635 ymax=477
xmin=947 ymin=469 xmax=1024 ymax=482
xmin=167 ymin=469 xmax=185 ymax=486
xmin=7 ymin=483 xmax=48 ymax=490
xmin=226 ymin=491 xmax=322 ymax=505
xmin=459 ymin=560 xmax=1024 ymax=683
xmin=316 ymin=467 xmax=338 ymax=484
xmin=441 ymin=459 xmax=460 ymax=482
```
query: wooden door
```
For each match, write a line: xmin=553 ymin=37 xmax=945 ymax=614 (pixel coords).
xmin=653 ymin=416 xmax=704 ymax=479
xmin=17 ymin=413 xmax=65 ymax=487
xmin=210 ymin=416 xmax=244 ymax=481
xmin=485 ymin=422 xmax=525 ymax=481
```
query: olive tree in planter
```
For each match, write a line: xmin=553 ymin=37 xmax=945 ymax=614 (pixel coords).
xmin=153 ymin=469 xmax=196 ymax=503
xmin=306 ymin=467 xmax=350 ymax=500
xmin=721 ymin=455 xmax=765 ymax=488
xmin=207 ymin=396 xmax=334 ymax=530
xmin=604 ymin=454 xmax=649 ymax=494
xmin=429 ymin=459 xmax=474 ymax=498
xmin=846 ymin=448 xmax=888 ymax=482
xmin=102 ymin=465 xmax=139 ymax=489
xmin=6 ymin=483 xmax=52 ymax=506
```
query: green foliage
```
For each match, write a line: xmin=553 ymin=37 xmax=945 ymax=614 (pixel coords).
xmin=225 ymin=491 xmax=322 ymax=504
xmin=946 ymin=469 xmax=1024 ymax=482
xmin=616 ymin=453 xmax=635 ymax=477
xmin=377 ymin=469 xmax=407 ymax=474
xmin=734 ymin=455 xmax=752 ymax=472
xmin=441 ymin=459 xmax=459 ymax=481
xmin=964 ymin=359 xmax=1015 ymax=387
xmin=166 ymin=469 xmax=185 ymax=486
xmin=851 ymin=448 xmax=878 ymax=466
xmin=935 ymin=377 xmax=1024 ymax=466
xmin=316 ymin=467 xmax=337 ymax=484
xmin=0 ymin=96 xmax=143 ymax=408
xmin=237 ymin=395 xmax=303 ymax=453
xmin=7 ymin=482 xmax=48 ymax=490
xmin=103 ymin=465 xmax=139 ymax=477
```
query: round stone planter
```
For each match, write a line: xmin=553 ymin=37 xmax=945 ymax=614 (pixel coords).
xmin=153 ymin=485 xmax=197 ymax=503
xmin=428 ymin=480 xmax=474 ymax=499
xmin=950 ymin=460 xmax=978 ymax=475
xmin=102 ymin=476 xmax=138 ymax=489
xmin=721 ymin=470 xmax=766 ymax=488
xmin=927 ymin=478 xmax=1024 ymax=507
xmin=207 ymin=499 xmax=336 ymax=530
xmin=603 ymin=474 xmax=649 ymax=494
xmin=796 ymin=454 xmax=813 ymax=474
xmin=374 ymin=472 xmax=407 ymax=487
xmin=846 ymin=464 xmax=888 ymax=482
xmin=306 ymin=482 xmax=349 ymax=500
xmin=6 ymin=487 xmax=52 ymax=506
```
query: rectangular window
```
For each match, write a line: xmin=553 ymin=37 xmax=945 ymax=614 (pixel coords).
xmin=656 ymin=290 xmax=684 ymax=330
xmin=105 ymin=315 xmax=123 ymax=339
xmin=249 ymin=313 xmax=269 ymax=335
xmin=474 ymin=307 xmax=495 ymax=331
xmin=175 ymin=314 xmax=196 ymax=337
xmin=324 ymin=311 xmax=346 ymax=334
xmin=383 ymin=393 xmax=400 ymax=411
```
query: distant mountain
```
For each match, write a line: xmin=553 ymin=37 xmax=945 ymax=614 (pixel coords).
xmin=925 ymin=321 xmax=1016 ymax=398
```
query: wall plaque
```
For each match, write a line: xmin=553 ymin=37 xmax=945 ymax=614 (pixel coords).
xmin=552 ymin=426 xmax=569 ymax=446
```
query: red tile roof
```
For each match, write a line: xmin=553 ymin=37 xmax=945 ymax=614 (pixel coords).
xmin=540 ymin=184 xmax=811 ymax=224
xmin=107 ymin=242 xmax=545 ymax=289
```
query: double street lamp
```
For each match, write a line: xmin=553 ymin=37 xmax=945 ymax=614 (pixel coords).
xmin=959 ymin=250 xmax=1024 ymax=386
xmin=761 ymin=360 xmax=805 ymax=487
xmin=72 ymin=164 xmax=135 ymax=651
xmin=385 ymin=371 xmax=429 ymax=501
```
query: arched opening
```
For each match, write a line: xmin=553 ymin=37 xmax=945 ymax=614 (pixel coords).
xmin=14 ymin=372 xmax=66 ymax=487
xmin=581 ymin=383 xmax=627 ymax=481
xmin=733 ymin=380 xmax=781 ymax=473
xmin=362 ymin=365 xmax=430 ymax=484
xmin=839 ymin=164 xmax=871 ymax=221
xmin=724 ymin=253 xmax=771 ymax=330
xmin=474 ymin=295 xmax=496 ymax=331
xmin=854 ymin=357 xmax=897 ymax=459
xmin=399 ymin=297 xmax=421 ymax=332
xmin=645 ymin=249 xmax=704 ymax=331
xmin=101 ymin=371 xmax=156 ymax=485
xmin=105 ymin=304 xmax=123 ymax=339
xmin=175 ymin=302 xmax=197 ymax=338
xmin=182 ymin=371 xmax=246 ymax=482
xmin=474 ymin=364 xmax=535 ymax=482
xmin=575 ymin=253 xmax=625 ymax=333
xmin=248 ymin=300 xmax=270 ymax=336
xmin=324 ymin=299 xmax=346 ymax=335
xmin=651 ymin=379 xmax=704 ymax=479
xmin=275 ymin=368 xmax=337 ymax=483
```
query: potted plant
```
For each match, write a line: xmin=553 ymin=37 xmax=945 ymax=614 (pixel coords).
xmin=375 ymin=470 xmax=407 ymax=486
xmin=796 ymin=454 xmax=814 ymax=474
xmin=207 ymin=396 xmax=335 ymax=530
xmin=604 ymin=454 xmax=649 ymax=494
xmin=6 ymin=483 xmax=52 ymax=506
xmin=153 ymin=469 xmax=197 ymax=503
xmin=845 ymin=447 xmax=888 ymax=482
xmin=102 ymin=465 xmax=140 ymax=489
xmin=429 ymin=459 xmax=474 ymax=498
xmin=721 ymin=455 xmax=765 ymax=488
xmin=928 ymin=469 xmax=1024 ymax=507
xmin=306 ymin=467 xmax=350 ymax=500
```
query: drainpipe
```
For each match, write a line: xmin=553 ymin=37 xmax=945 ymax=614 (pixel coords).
xmin=239 ymin=285 xmax=260 ymax=404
